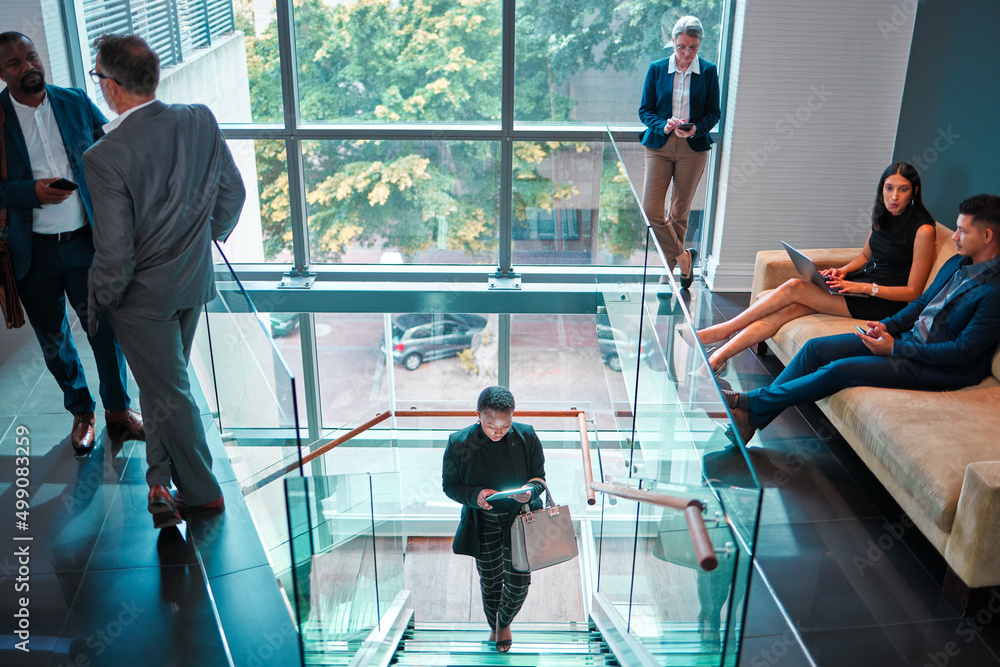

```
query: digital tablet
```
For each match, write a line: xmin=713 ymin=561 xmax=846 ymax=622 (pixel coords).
xmin=486 ymin=485 xmax=534 ymax=502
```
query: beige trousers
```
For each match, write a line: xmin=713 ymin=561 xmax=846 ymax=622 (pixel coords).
xmin=641 ymin=133 xmax=709 ymax=267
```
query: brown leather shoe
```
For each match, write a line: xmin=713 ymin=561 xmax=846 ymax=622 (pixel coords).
xmin=105 ymin=408 xmax=145 ymax=441
xmin=71 ymin=412 xmax=96 ymax=454
xmin=173 ymin=490 xmax=225 ymax=516
xmin=148 ymin=485 xmax=184 ymax=528
xmin=722 ymin=390 xmax=758 ymax=445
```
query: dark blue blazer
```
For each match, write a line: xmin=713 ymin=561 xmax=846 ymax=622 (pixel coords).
xmin=883 ymin=254 xmax=1000 ymax=386
xmin=0 ymin=86 xmax=107 ymax=280
xmin=638 ymin=55 xmax=721 ymax=153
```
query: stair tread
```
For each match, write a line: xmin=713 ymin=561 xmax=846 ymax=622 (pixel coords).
xmin=399 ymin=641 xmax=611 ymax=653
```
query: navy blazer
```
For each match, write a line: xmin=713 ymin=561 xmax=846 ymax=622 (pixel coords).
xmin=883 ymin=254 xmax=1000 ymax=386
xmin=638 ymin=55 xmax=721 ymax=153
xmin=0 ymin=86 xmax=107 ymax=280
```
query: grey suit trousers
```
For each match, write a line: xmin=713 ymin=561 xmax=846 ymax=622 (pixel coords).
xmin=109 ymin=304 xmax=221 ymax=504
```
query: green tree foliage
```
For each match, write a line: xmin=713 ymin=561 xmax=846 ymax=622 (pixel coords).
xmin=235 ymin=0 xmax=721 ymax=262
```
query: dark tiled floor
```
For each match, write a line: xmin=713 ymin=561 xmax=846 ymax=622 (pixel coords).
xmin=698 ymin=291 xmax=1000 ymax=666
xmin=0 ymin=320 xmax=299 ymax=667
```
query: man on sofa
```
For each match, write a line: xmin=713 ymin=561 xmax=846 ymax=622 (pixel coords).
xmin=726 ymin=193 xmax=1000 ymax=444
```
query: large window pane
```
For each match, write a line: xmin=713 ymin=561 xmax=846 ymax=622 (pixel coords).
xmin=218 ymin=139 xmax=290 ymax=263
xmin=302 ymin=141 xmax=499 ymax=264
xmin=512 ymin=140 xmax=605 ymax=264
xmin=511 ymin=139 xmax=715 ymax=266
xmin=509 ymin=314 xmax=625 ymax=430
xmin=235 ymin=0 xmax=285 ymax=123
xmin=385 ymin=312 xmax=496 ymax=407
xmin=514 ymin=0 xmax=725 ymax=124
xmin=84 ymin=0 xmax=281 ymax=124
xmin=294 ymin=0 xmax=502 ymax=124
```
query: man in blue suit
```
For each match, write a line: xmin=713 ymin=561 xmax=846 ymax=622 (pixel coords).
xmin=0 ymin=32 xmax=141 ymax=453
xmin=725 ymin=194 xmax=1000 ymax=444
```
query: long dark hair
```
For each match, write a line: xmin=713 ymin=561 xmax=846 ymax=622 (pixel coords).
xmin=871 ymin=162 xmax=932 ymax=231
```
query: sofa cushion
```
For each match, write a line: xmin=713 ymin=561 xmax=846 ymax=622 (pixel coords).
xmin=829 ymin=385 xmax=1000 ymax=533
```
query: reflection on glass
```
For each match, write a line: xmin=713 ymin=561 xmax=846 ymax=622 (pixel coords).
xmin=293 ymin=0 xmax=502 ymax=123
xmin=286 ymin=473 xmax=403 ymax=660
xmin=513 ymin=0 xmax=724 ymax=124
xmin=301 ymin=141 xmax=498 ymax=264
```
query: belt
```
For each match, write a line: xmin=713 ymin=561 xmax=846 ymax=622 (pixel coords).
xmin=33 ymin=227 xmax=91 ymax=243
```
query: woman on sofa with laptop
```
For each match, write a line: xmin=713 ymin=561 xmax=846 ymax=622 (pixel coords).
xmin=696 ymin=162 xmax=937 ymax=374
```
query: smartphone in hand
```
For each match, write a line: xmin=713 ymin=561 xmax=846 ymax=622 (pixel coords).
xmin=49 ymin=178 xmax=79 ymax=192
xmin=677 ymin=122 xmax=695 ymax=131
xmin=856 ymin=325 xmax=869 ymax=336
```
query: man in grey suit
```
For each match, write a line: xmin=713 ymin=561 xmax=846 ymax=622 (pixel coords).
xmin=84 ymin=35 xmax=246 ymax=529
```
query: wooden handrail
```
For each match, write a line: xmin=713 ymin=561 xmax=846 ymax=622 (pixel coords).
xmin=394 ymin=409 xmax=586 ymax=418
xmin=241 ymin=411 xmax=392 ymax=494
xmin=242 ymin=408 xmax=593 ymax=493
xmin=578 ymin=412 xmax=596 ymax=505
xmin=590 ymin=481 xmax=719 ymax=571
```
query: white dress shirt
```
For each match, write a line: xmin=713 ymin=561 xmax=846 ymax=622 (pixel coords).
xmin=11 ymin=93 xmax=86 ymax=234
xmin=668 ymin=53 xmax=701 ymax=130
xmin=103 ymin=98 xmax=157 ymax=134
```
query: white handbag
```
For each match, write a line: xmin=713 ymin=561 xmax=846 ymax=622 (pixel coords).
xmin=509 ymin=479 xmax=578 ymax=572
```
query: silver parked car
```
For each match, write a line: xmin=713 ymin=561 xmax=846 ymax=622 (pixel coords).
xmin=385 ymin=314 xmax=488 ymax=370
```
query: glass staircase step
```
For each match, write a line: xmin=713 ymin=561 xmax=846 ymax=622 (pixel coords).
xmin=391 ymin=624 xmax=620 ymax=666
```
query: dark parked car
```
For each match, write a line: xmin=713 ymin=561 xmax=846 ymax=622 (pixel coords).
xmin=385 ymin=314 xmax=488 ymax=370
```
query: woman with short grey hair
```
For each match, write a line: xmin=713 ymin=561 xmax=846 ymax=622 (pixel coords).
xmin=639 ymin=15 xmax=720 ymax=289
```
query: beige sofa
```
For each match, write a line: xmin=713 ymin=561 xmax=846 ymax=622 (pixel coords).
xmin=749 ymin=222 xmax=1000 ymax=597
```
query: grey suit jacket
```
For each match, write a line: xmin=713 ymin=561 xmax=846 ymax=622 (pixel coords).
xmin=83 ymin=101 xmax=245 ymax=333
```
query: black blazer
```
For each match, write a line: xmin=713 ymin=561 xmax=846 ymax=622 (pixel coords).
xmin=442 ymin=422 xmax=546 ymax=558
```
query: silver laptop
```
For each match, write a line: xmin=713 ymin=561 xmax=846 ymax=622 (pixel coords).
xmin=781 ymin=241 xmax=868 ymax=298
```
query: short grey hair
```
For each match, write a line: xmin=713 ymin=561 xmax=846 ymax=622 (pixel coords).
xmin=672 ymin=15 xmax=704 ymax=43
xmin=93 ymin=34 xmax=159 ymax=97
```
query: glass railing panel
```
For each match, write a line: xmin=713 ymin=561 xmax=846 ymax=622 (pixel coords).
xmin=593 ymin=134 xmax=650 ymax=471
xmin=638 ymin=478 xmax=740 ymax=662
xmin=595 ymin=128 xmax=762 ymax=666
xmin=190 ymin=242 xmax=302 ymax=593
xmin=286 ymin=472 xmax=404 ymax=663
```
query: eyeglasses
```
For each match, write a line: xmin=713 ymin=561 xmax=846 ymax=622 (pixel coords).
xmin=89 ymin=69 xmax=120 ymax=86
xmin=674 ymin=44 xmax=700 ymax=53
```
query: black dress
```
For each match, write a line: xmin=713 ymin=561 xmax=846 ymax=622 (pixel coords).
xmin=845 ymin=208 xmax=935 ymax=321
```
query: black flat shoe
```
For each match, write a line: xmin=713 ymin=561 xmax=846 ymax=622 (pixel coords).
xmin=680 ymin=248 xmax=698 ymax=290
